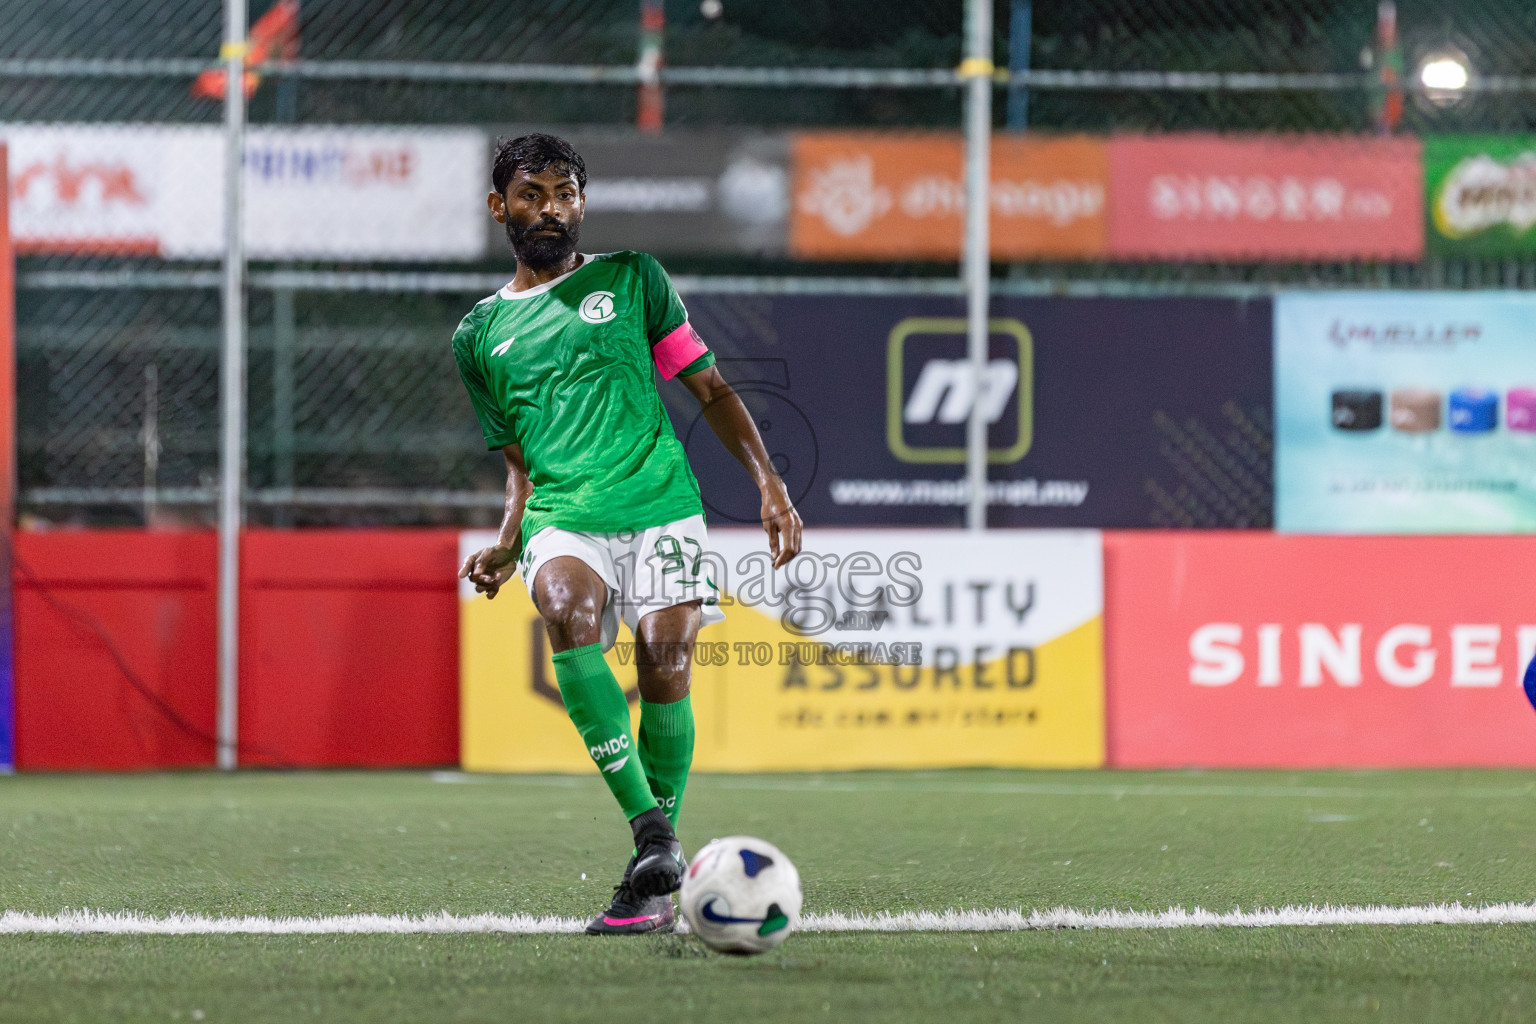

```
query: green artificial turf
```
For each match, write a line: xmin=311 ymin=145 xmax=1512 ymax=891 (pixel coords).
xmin=2 ymin=769 xmax=1535 ymax=1022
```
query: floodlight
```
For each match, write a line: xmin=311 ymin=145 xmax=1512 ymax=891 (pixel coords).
xmin=1419 ymin=56 xmax=1469 ymax=91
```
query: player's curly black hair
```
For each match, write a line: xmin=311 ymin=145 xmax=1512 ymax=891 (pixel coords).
xmin=491 ymin=133 xmax=587 ymax=196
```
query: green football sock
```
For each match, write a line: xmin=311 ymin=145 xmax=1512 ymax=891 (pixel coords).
xmin=551 ymin=644 xmax=657 ymax=822
xmin=638 ymin=694 xmax=695 ymax=830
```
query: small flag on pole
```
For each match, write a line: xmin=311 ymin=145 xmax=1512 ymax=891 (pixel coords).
xmin=192 ymin=0 xmax=299 ymax=100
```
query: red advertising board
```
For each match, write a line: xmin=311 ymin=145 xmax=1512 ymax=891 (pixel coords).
xmin=239 ymin=529 xmax=459 ymax=768
xmin=1107 ymin=135 xmax=1424 ymax=260
xmin=13 ymin=531 xmax=218 ymax=770
xmin=12 ymin=529 xmax=459 ymax=770
xmin=1104 ymin=532 xmax=1536 ymax=768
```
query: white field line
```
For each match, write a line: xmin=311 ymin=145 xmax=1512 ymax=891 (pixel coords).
xmin=4 ymin=903 xmax=1536 ymax=936
xmin=429 ymin=771 xmax=1536 ymax=802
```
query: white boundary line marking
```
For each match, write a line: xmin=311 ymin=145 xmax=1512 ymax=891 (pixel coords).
xmin=4 ymin=903 xmax=1535 ymax=936
xmin=426 ymin=771 xmax=1536 ymax=801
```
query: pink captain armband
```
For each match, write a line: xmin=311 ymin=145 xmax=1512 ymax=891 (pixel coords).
xmin=652 ymin=320 xmax=710 ymax=380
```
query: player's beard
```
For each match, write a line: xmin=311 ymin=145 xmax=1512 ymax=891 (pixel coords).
xmin=507 ymin=217 xmax=580 ymax=270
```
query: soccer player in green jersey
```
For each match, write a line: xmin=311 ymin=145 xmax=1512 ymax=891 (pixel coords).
xmin=454 ymin=134 xmax=803 ymax=935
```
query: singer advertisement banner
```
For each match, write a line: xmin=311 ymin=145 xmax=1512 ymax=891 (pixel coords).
xmin=1108 ymin=135 xmax=1423 ymax=261
xmin=1105 ymin=532 xmax=1536 ymax=768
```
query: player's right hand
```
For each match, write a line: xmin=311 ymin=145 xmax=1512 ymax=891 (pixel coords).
xmin=458 ymin=545 xmax=519 ymax=600
xmin=761 ymin=483 xmax=803 ymax=569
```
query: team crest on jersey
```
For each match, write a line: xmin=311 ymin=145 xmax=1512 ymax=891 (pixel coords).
xmin=579 ymin=291 xmax=618 ymax=324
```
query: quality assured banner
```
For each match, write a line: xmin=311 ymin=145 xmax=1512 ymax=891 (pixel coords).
xmin=460 ymin=528 xmax=1104 ymax=773
xmin=671 ymin=294 xmax=1273 ymax=529
xmin=1425 ymin=135 xmax=1536 ymax=257
xmin=1275 ymin=291 xmax=1536 ymax=533
xmin=790 ymin=133 xmax=1108 ymax=260
xmin=1 ymin=124 xmax=486 ymax=259
xmin=1104 ymin=532 xmax=1536 ymax=768
xmin=1107 ymin=134 xmax=1424 ymax=261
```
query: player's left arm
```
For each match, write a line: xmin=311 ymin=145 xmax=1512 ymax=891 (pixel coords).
xmin=680 ymin=366 xmax=803 ymax=568
xmin=636 ymin=251 xmax=803 ymax=566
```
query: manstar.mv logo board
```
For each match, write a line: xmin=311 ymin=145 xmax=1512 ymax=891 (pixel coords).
xmin=579 ymin=290 xmax=617 ymax=324
xmin=886 ymin=317 xmax=1033 ymax=464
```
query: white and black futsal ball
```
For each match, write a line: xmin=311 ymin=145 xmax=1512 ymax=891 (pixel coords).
xmin=679 ymin=836 xmax=802 ymax=954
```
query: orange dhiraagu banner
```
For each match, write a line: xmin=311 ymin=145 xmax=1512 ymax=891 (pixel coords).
xmin=1107 ymin=134 xmax=1424 ymax=260
xmin=790 ymin=133 xmax=1108 ymax=260
xmin=462 ymin=528 xmax=1104 ymax=773
xmin=1103 ymin=532 xmax=1536 ymax=769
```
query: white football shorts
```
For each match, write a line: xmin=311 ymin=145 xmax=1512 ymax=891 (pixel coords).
xmin=520 ymin=513 xmax=726 ymax=651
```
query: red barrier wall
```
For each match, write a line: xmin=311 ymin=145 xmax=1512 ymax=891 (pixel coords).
xmin=13 ymin=529 xmax=460 ymax=770
xmin=240 ymin=530 xmax=460 ymax=767
xmin=1104 ymin=531 xmax=1536 ymax=768
xmin=14 ymin=531 xmax=218 ymax=770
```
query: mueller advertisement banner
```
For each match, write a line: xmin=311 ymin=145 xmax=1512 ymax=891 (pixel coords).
xmin=790 ymin=133 xmax=1108 ymax=260
xmin=672 ymin=293 xmax=1272 ymax=528
xmin=1425 ymin=135 xmax=1536 ymax=256
xmin=1104 ymin=532 xmax=1536 ymax=768
xmin=1107 ymin=135 xmax=1424 ymax=261
xmin=460 ymin=528 xmax=1104 ymax=773
xmin=488 ymin=130 xmax=789 ymax=257
xmin=0 ymin=124 xmax=485 ymax=259
xmin=1275 ymin=292 xmax=1536 ymax=533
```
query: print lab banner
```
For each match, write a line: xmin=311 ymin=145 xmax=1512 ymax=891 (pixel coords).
xmin=1275 ymin=292 xmax=1536 ymax=533
xmin=673 ymin=294 xmax=1272 ymax=529
xmin=1104 ymin=533 xmax=1536 ymax=768
xmin=1108 ymin=135 xmax=1423 ymax=261
xmin=460 ymin=528 xmax=1104 ymax=773
xmin=0 ymin=124 xmax=485 ymax=259
xmin=1425 ymin=135 xmax=1536 ymax=257
xmin=790 ymin=133 xmax=1108 ymax=259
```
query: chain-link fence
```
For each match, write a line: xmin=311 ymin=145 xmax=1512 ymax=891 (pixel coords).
xmin=5 ymin=0 xmax=1536 ymax=525
xmin=16 ymin=280 xmax=508 ymax=527
xmin=7 ymin=1 xmax=1536 ymax=130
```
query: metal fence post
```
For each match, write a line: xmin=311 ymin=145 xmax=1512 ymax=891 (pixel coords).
xmin=272 ymin=286 xmax=296 ymax=526
xmin=218 ymin=0 xmax=248 ymax=771
xmin=0 ymin=145 xmax=15 ymax=773
xmin=962 ymin=0 xmax=992 ymax=532
xmin=638 ymin=0 xmax=665 ymax=133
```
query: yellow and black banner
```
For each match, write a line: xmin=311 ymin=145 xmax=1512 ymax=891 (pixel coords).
xmin=461 ymin=528 xmax=1104 ymax=772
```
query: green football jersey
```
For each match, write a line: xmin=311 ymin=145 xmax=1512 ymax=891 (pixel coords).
xmin=452 ymin=250 xmax=716 ymax=543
